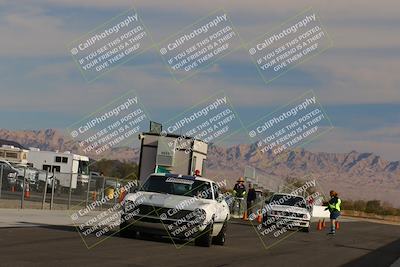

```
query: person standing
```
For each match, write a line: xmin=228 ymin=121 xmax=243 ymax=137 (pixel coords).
xmin=325 ymin=190 xmax=341 ymax=235
xmin=247 ymin=183 xmax=256 ymax=217
xmin=233 ymin=177 xmax=246 ymax=215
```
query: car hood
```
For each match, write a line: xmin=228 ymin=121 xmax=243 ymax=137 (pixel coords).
xmin=127 ymin=191 xmax=213 ymax=211
xmin=269 ymin=205 xmax=309 ymax=215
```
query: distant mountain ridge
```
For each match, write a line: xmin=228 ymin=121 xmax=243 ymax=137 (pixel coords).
xmin=1 ymin=128 xmax=399 ymax=206
xmin=0 ymin=128 xmax=140 ymax=162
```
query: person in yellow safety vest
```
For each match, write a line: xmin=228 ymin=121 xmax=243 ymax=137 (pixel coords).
xmin=325 ymin=190 xmax=341 ymax=235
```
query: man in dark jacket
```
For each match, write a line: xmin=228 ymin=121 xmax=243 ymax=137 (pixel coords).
xmin=233 ymin=177 xmax=246 ymax=215
xmin=233 ymin=177 xmax=246 ymax=197
xmin=247 ymin=183 xmax=257 ymax=216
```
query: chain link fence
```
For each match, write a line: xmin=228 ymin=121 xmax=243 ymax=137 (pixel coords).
xmin=0 ymin=165 xmax=137 ymax=210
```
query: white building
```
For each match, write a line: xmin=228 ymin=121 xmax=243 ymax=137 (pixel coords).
xmin=27 ymin=148 xmax=90 ymax=189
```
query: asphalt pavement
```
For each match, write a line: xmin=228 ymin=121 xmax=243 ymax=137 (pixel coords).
xmin=0 ymin=217 xmax=399 ymax=267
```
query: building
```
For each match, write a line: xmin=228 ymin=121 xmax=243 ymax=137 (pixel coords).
xmin=0 ymin=139 xmax=29 ymax=165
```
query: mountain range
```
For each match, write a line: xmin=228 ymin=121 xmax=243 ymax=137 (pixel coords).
xmin=1 ymin=128 xmax=399 ymax=207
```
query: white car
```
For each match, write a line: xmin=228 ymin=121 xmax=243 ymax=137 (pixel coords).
xmin=120 ymin=173 xmax=230 ymax=247
xmin=12 ymin=164 xmax=38 ymax=185
xmin=263 ymin=193 xmax=311 ymax=232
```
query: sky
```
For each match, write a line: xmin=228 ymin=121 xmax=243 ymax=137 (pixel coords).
xmin=0 ymin=0 xmax=399 ymax=161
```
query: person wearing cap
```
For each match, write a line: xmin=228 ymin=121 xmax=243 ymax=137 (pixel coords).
xmin=233 ymin=177 xmax=246 ymax=198
xmin=233 ymin=177 xmax=246 ymax=215
xmin=325 ymin=190 xmax=341 ymax=235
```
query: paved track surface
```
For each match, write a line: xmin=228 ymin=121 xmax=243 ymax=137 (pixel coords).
xmin=0 ymin=220 xmax=399 ymax=267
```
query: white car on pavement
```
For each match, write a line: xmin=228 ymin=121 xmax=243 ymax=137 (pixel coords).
xmin=120 ymin=173 xmax=230 ymax=247
xmin=263 ymin=193 xmax=311 ymax=232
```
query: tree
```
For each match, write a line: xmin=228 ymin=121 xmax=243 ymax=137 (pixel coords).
xmin=91 ymin=159 xmax=138 ymax=180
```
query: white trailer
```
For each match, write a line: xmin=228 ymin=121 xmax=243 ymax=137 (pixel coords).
xmin=0 ymin=141 xmax=29 ymax=165
xmin=27 ymin=148 xmax=89 ymax=189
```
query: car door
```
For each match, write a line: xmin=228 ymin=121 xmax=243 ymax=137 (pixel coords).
xmin=213 ymin=183 xmax=229 ymax=223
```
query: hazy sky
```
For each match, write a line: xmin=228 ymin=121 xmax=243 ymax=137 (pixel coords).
xmin=0 ymin=0 xmax=399 ymax=160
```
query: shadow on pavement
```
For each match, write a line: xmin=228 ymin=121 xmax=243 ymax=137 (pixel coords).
xmin=341 ymin=238 xmax=400 ymax=267
xmin=10 ymin=221 xmax=189 ymax=246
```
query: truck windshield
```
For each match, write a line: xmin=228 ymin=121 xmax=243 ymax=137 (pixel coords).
xmin=78 ymin=160 xmax=89 ymax=175
xmin=142 ymin=175 xmax=213 ymax=199
xmin=270 ymin=194 xmax=307 ymax=208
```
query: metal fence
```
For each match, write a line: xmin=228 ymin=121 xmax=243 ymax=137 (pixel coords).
xmin=0 ymin=165 xmax=137 ymax=210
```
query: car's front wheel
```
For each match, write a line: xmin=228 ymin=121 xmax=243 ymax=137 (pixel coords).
xmin=212 ymin=220 xmax=227 ymax=246
xmin=119 ymin=221 xmax=136 ymax=238
xmin=301 ymin=226 xmax=310 ymax=232
xmin=194 ymin=222 xmax=213 ymax=247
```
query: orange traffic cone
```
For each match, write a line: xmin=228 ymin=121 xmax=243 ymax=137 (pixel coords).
xmin=11 ymin=185 xmax=15 ymax=192
xmin=24 ymin=184 xmax=30 ymax=199
xmin=317 ymin=220 xmax=322 ymax=230
xmin=257 ymin=213 xmax=263 ymax=224
xmin=322 ymin=219 xmax=326 ymax=228
xmin=335 ymin=221 xmax=340 ymax=230
xmin=118 ymin=188 xmax=126 ymax=203
xmin=242 ymin=211 xmax=248 ymax=220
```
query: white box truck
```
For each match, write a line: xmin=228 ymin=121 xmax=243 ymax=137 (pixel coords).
xmin=138 ymin=132 xmax=208 ymax=184
xmin=27 ymin=148 xmax=89 ymax=189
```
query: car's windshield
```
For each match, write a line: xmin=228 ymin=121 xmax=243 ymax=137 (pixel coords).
xmin=270 ymin=194 xmax=307 ymax=208
xmin=78 ymin=160 xmax=89 ymax=175
xmin=142 ymin=175 xmax=213 ymax=199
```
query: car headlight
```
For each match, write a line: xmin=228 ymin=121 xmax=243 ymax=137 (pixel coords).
xmin=194 ymin=208 xmax=206 ymax=221
xmin=124 ymin=200 xmax=135 ymax=213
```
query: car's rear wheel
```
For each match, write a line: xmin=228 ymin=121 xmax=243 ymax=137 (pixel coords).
xmin=195 ymin=223 xmax=213 ymax=247
xmin=212 ymin=220 xmax=227 ymax=246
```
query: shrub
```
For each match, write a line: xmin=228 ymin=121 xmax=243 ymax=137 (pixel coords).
xmin=365 ymin=200 xmax=381 ymax=214
xmin=353 ymin=200 xmax=367 ymax=212
xmin=341 ymin=200 xmax=354 ymax=210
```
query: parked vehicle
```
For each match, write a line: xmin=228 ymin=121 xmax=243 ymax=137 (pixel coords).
xmin=0 ymin=160 xmax=18 ymax=190
xmin=120 ymin=173 xmax=230 ymax=247
xmin=11 ymin=163 xmax=38 ymax=186
xmin=27 ymin=148 xmax=89 ymax=191
xmin=263 ymin=193 xmax=311 ymax=232
xmin=35 ymin=170 xmax=60 ymax=193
